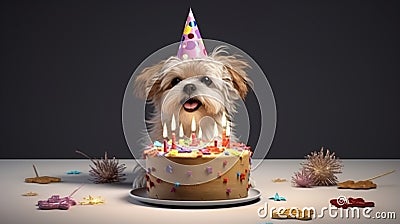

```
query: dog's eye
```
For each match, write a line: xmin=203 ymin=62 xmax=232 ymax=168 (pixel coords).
xmin=171 ymin=77 xmax=182 ymax=87
xmin=200 ymin=76 xmax=212 ymax=86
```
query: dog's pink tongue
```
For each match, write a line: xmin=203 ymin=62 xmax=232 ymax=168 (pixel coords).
xmin=184 ymin=101 xmax=199 ymax=110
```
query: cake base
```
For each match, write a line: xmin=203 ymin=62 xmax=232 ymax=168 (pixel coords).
xmin=146 ymin=151 xmax=251 ymax=201
xmin=130 ymin=188 xmax=261 ymax=207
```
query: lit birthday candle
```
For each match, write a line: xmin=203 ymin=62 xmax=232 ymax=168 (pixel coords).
xmin=225 ymin=121 xmax=231 ymax=147
xmin=213 ymin=121 xmax=218 ymax=147
xmin=163 ymin=123 xmax=168 ymax=152
xmin=198 ymin=126 xmax=202 ymax=144
xmin=171 ymin=114 xmax=177 ymax=149
xmin=178 ymin=123 xmax=185 ymax=145
xmin=221 ymin=112 xmax=227 ymax=146
xmin=191 ymin=116 xmax=197 ymax=145
xmin=222 ymin=112 xmax=227 ymax=128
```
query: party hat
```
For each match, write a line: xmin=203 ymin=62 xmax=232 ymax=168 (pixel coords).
xmin=177 ymin=8 xmax=208 ymax=59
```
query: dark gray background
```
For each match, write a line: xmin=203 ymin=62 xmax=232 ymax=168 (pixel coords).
xmin=1 ymin=0 xmax=399 ymax=159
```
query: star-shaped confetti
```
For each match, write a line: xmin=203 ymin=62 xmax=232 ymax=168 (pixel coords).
xmin=22 ymin=192 xmax=38 ymax=196
xmin=269 ymin=193 xmax=286 ymax=201
xmin=79 ymin=195 xmax=104 ymax=205
xmin=66 ymin=170 xmax=81 ymax=175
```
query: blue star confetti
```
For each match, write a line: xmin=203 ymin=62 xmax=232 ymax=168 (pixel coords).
xmin=269 ymin=193 xmax=286 ymax=201
xmin=66 ymin=170 xmax=81 ymax=175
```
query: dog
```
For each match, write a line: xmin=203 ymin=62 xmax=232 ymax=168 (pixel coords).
xmin=131 ymin=46 xmax=252 ymax=188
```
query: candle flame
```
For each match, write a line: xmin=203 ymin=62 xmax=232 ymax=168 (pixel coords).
xmin=171 ymin=114 xmax=176 ymax=131
xmin=198 ymin=127 xmax=202 ymax=139
xmin=163 ymin=123 xmax=168 ymax=138
xmin=221 ymin=112 xmax=227 ymax=128
xmin=213 ymin=121 xmax=218 ymax=137
xmin=226 ymin=121 xmax=231 ymax=137
xmin=191 ymin=116 xmax=196 ymax=132
xmin=179 ymin=123 xmax=184 ymax=138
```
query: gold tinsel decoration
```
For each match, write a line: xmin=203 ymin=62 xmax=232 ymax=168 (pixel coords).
xmin=301 ymin=147 xmax=342 ymax=186
xmin=76 ymin=150 xmax=126 ymax=184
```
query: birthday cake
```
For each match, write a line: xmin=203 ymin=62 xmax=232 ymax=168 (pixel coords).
xmin=145 ymin=140 xmax=252 ymax=201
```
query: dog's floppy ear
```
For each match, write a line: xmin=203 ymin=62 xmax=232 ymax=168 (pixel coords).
xmin=211 ymin=47 xmax=252 ymax=99
xmin=224 ymin=63 xmax=250 ymax=99
xmin=134 ymin=62 xmax=164 ymax=100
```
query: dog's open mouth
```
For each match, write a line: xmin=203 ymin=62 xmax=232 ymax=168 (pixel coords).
xmin=183 ymin=98 xmax=202 ymax=112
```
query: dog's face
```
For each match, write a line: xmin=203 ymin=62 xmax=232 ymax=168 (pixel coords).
xmin=134 ymin=47 xmax=251 ymax=140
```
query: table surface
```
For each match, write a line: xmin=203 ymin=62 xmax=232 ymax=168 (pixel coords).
xmin=0 ymin=159 xmax=399 ymax=224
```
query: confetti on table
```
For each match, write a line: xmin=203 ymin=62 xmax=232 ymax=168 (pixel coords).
xmin=272 ymin=178 xmax=287 ymax=183
xmin=25 ymin=164 xmax=61 ymax=184
xmin=79 ymin=195 xmax=105 ymax=205
xmin=269 ymin=193 xmax=286 ymax=201
xmin=22 ymin=192 xmax=38 ymax=196
xmin=66 ymin=170 xmax=81 ymax=175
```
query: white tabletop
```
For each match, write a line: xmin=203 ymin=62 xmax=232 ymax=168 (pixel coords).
xmin=0 ymin=159 xmax=399 ymax=224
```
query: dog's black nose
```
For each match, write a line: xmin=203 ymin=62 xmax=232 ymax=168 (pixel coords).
xmin=183 ymin=83 xmax=196 ymax=95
